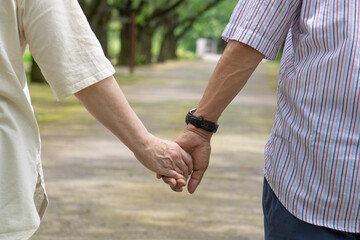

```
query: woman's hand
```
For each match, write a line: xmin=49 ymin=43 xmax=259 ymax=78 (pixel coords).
xmin=157 ymin=125 xmax=211 ymax=193
xmin=133 ymin=134 xmax=193 ymax=191
xmin=74 ymin=77 xmax=192 ymax=191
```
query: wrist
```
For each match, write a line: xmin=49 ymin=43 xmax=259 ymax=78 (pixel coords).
xmin=192 ymin=108 xmax=219 ymax=123
xmin=185 ymin=108 xmax=219 ymax=134
xmin=185 ymin=124 xmax=213 ymax=142
xmin=128 ymin=131 xmax=154 ymax=155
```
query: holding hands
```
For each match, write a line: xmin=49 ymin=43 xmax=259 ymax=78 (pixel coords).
xmin=74 ymin=76 xmax=194 ymax=191
xmin=75 ymin=41 xmax=262 ymax=195
xmin=157 ymin=125 xmax=212 ymax=193
xmin=75 ymin=75 xmax=214 ymax=193
xmin=133 ymin=134 xmax=193 ymax=192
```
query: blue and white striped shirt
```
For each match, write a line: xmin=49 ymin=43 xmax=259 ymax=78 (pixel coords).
xmin=223 ymin=0 xmax=360 ymax=232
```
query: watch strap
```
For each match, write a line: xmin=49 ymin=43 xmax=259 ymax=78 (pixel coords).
xmin=185 ymin=108 xmax=219 ymax=133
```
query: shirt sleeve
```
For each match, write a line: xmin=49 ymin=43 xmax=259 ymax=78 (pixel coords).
xmin=222 ymin=0 xmax=301 ymax=60
xmin=20 ymin=0 xmax=115 ymax=100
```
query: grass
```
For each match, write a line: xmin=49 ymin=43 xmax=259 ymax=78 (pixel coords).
xmin=29 ymin=83 xmax=91 ymax=129
xmin=177 ymin=47 xmax=197 ymax=60
xmin=29 ymin=73 xmax=142 ymax=129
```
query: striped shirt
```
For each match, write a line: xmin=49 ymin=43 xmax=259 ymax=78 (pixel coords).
xmin=222 ymin=0 xmax=360 ymax=233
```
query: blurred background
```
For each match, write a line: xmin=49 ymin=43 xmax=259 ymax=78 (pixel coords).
xmin=26 ymin=0 xmax=239 ymax=82
xmin=28 ymin=0 xmax=283 ymax=239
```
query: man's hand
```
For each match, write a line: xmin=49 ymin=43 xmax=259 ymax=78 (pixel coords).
xmin=135 ymin=134 xmax=193 ymax=192
xmin=156 ymin=41 xmax=264 ymax=193
xmin=157 ymin=125 xmax=211 ymax=193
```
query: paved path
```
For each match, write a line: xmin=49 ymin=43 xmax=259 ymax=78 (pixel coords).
xmin=32 ymin=60 xmax=277 ymax=240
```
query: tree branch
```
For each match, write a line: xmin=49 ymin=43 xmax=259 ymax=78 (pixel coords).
xmin=146 ymin=0 xmax=186 ymax=21
xmin=136 ymin=0 xmax=147 ymax=12
xmin=90 ymin=0 xmax=110 ymax=27
xmin=176 ymin=0 xmax=224 ymax=38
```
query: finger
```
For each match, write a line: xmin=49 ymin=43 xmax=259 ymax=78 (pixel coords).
xmin=160 ymin=175 xmax=185 ymax=187
xmin=175 ymin=160 xmax=189 ymax=180
xmin=159 ymin=176 xmax=186 ymax=192
xmin=174 ymin=187 xmax=183 ymax=192
xmin=188 ymin=169 xmax=206 ymax=194
xmin=173 ymin=180 xmax=184 ymax=192
xmin=172 ymin=148 xmax=190 ymax=180
xmin=163 ymin=159 xmax=184 ymax=178
xmin=156 ymin=173 xmax=162 ymax=179
xmin=166 ymin=169 xmax=186 ymax=181
xmin=162 ymin=176 xmax=177 ymax=189
xmin=176 ymin=178 xmax=186 ymax=188
xmin=163 ymin=177 xmax=181 ymax=192
xmin=180 ymin=149 xmax=193 ymax=175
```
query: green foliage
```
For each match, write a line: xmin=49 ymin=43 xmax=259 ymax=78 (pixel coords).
xmin=151 ymin=29 xmax=163 ymax=58
xmin=108 ymin=20 xmax=121 ymax=61
xmin=176 ymin=47 xmax=197 ymax=60
xmin=275 ymin=44 xmax=284 ymax=62
xmin=179 ymin=0 xmax=238 ymax=51
xmin=23 ymin=49 xmax=32 ymax=63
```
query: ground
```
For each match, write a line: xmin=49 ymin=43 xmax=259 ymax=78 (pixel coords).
xmin=31 ymin=59 xmax=278 ymax=240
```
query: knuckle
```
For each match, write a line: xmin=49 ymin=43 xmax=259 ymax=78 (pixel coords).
xmin=169 ymin=150 xmax=180 ymax=160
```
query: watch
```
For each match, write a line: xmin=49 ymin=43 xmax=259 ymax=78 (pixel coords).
xmin=185 ymin=108 xmax=219 ymax=133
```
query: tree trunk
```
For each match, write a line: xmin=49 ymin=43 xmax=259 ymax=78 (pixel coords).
xmin=118 ymin=21 xmax=131 ymax=65
xmin=168 ymin=37 xmax=178 ymax=60
xmin=30 ymin=58 xmax=46 ymax=83
xmin=93 ymin=18 xmax=109 ymax=57
xmin=118 ymin=24 xmax=153 ymax=66
xmin=158 ymin=14 xmax=178 ymax=62
xmin=158 ymin=31 xmax=178 ymax=62
xmin=137 ymin=28 xmax=154 ymax=64
xmin=80 ymin=0 xmax=110 ymax=57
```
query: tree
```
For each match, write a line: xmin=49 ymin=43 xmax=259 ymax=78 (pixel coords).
xmin=79 ymin=0 xmax=112 ymax=56
xmin=115 ymin=0 xmax=186 ymax=65
xmin=113 ymin=0 xmax=147 ymax=65
xmin=157 ymin=0 xmax=225 ymax=62
xmin=178 ymin=0 xmax=238 ymax=53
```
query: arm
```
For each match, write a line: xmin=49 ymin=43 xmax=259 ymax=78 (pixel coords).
xmin=74 ymin=75 xmax=192 ymax=190
xmin=163 ymin=40 xmax=264 ymax=193
xmin=191 ymin=40 xmax=264 ymax=130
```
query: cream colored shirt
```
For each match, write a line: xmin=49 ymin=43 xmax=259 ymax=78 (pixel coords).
xmin=0 ymin=0 xmax=115 ymax=239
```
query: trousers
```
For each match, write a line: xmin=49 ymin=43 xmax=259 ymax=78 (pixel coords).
xmin=262 ymin=178 xmax=360 ymax=240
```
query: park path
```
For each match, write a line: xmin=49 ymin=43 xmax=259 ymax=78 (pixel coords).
xmin=32 ymin=59 xmax=277 ymax=240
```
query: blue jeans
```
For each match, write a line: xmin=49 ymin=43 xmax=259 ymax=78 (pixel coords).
xmin=262 ymin=178 xmax=360 ymax=240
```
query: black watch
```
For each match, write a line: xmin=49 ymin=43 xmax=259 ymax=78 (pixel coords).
xmin=185 ymin=108 xmax=219 ymax=133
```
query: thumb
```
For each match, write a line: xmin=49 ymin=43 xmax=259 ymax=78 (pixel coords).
xmin=188 ymin=169 xmax=206 ymax=194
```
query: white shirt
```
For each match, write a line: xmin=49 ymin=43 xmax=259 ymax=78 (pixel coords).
xmin=0 ymin=0 xmax=115 ymax=239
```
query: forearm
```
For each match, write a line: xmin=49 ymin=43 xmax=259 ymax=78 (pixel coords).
xmin=75 ymin=76 xmax=192 ymax=182
xmin=74 ymin=76 xmax=150 ymax=153
xmin=189 ymin=41 xmax=264 ymax=138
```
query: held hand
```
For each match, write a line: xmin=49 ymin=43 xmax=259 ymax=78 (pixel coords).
xmin=158 ymin=126 xmax=211 ymax=193
xmin=134 ymin=134 xmax=193 ymax=191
